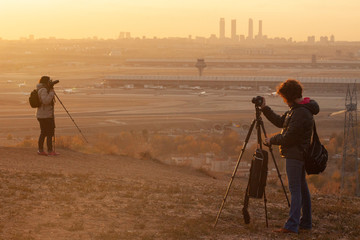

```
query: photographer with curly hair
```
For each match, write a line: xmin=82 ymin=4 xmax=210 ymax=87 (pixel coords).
xmin=261 ymin=79 xmax=319 ymax=234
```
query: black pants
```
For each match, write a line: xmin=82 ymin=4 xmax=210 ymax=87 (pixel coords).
xmin=38 ymin=118 xmax=55 ymax=152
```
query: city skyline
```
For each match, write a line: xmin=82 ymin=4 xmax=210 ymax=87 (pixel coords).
xmin=0 ymin=0 xmax=359 ymax=41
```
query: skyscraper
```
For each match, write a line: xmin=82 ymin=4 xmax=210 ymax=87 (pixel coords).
xmin=248 ymin=18 xmax=253 ymax=40
xmin=258 ymin=20 xmax=263 ymax=39
xmin=219 ymin=18 xmax=225 ymax=39
xmin=231 ymin=19 xmax=237 ymax=40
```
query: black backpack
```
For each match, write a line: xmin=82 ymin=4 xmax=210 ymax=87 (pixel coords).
xmin=29 ymin=89 xmax=41 ymax=108
xmin=304 ymin=122 xmax=328 ymax=174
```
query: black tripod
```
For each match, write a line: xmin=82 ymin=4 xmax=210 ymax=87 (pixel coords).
xmin=214 ymin=104 xmax=290 ymax=228
xmin=54 ymin=93 xmax=89 ymax=143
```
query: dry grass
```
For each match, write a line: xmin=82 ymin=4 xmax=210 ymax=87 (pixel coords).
xmin=1 ymin=143 xmax=359 ymax=239
xmin=14 ymin=130 xmax=248 ymax=161
xmin=1 ymin=163 xmax=359 ymax=239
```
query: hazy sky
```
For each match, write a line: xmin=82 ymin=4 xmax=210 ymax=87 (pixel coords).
xmin=0 ymin=0 xmax=359 ymax=41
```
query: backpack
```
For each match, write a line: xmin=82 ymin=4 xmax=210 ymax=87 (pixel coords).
xmin=304 ymin=122 xmax=328 ymax=174
xmin=29 ymin=89 xmax=41 ymax=108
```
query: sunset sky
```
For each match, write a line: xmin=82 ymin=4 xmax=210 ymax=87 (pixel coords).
xmin=0 ymin=0 xmax=359 ymax=41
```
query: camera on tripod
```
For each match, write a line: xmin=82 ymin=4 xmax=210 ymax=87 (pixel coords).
xmin=49 ymin=79 xmax=60 ymax=87
xmin=252 ymin=96 xmax=264 ymax=107
xmin=214 ymin=97 xmax=290 ymax=228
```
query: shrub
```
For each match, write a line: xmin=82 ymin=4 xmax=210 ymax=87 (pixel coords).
xmin=16 ymin=137 xmax=36 ymax=148
xmin=7 ymin=134 xmax=13 ymax=140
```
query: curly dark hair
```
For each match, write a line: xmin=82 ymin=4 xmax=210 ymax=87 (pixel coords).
xmin=276 ymin=79 xmax=303 ymax=104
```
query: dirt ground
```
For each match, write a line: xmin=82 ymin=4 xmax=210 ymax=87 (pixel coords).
xmin=1 ymin=146 xmax=359 ymax=240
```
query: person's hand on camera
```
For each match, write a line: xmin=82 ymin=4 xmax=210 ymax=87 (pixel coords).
xmin=260 ymin=97 xmax=266 ymax=109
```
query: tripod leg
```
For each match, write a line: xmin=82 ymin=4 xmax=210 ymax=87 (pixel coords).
xmin=260 ymin=122 xmax=290 ymax=207
xmin=214 ymin=119 xmax=256 ymax=228
xmin=242 ymin=179 xmax=251 ymax=224
xmin=269 ymin=147 xmax=290 ymax=207
xmin=264 ymin=189 xmax=268 ymax=227
xmin=54 ymin=93 xmax=89 ymax=143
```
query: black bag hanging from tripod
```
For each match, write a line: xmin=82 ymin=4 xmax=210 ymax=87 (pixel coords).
xmin=248 ymin=149 xmax=268 ymax=198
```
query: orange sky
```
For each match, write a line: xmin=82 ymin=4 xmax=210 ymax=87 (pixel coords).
xmin=0 ymin=0 xmax=359 ymax=41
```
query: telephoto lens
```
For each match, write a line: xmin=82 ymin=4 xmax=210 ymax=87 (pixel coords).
xmin=49 ymin=80 xmax=60 ymax=87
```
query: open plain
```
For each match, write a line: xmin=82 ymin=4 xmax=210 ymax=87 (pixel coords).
xmin=0 ymin=76 xmax=347 ymax=143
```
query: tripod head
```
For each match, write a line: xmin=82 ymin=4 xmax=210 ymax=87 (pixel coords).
xmin=255 ymin=105 xmax=262 ymax=121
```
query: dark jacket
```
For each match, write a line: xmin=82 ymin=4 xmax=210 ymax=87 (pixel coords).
xmin=262 ymin=99 xmax=320 ymax=161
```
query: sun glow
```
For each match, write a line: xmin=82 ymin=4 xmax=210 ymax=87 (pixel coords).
xmin=0 ymin=0 xmax=359 ymax=41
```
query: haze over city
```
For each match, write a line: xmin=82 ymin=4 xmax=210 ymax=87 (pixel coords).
xmin=1 ymin=0 xmax=360 ymax=41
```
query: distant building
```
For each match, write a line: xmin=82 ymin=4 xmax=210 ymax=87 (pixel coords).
xmin=119 ymin=32 xmax=131 ymax=39
xmin=208 ymin=34 xmax=217 ymax=43
xmin=330 ymin=35 xmax=335 ymax=43
xmin=258 ymin=20 xmax=263 ymax=39
xmin=231 ymin=19 xmax=237 ymax=40
xmin=307 ymin=36 xmax=315 ymax=44
xmin=320 ymin=36 xmax=329 ymax=44
xmin=219 ymin=18 xmax=225 ymax=39
xmin=248 ymin=18 xmax=253 ymax=40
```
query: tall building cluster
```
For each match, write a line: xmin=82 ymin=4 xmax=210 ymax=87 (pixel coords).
xmin=219 ymin=18 xmax=265 ymax=41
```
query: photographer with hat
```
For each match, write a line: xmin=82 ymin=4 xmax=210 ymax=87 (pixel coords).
xmin=36 ymin=76 xmax=59 ymax=156
xmin=260 ymin=79 xmax=319 ymax=233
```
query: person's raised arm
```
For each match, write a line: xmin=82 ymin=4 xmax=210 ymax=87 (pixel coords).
xmin=261 ymin=97 xmax=287 ymax=128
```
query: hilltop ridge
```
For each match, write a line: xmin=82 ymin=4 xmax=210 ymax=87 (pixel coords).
xmin=0 ymin=147 xmax=359 ymax=239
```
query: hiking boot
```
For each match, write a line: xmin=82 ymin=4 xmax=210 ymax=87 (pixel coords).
xmin=273 ymin=228 xmax=297 ymax=234
xmin=37 ymin=151 xmax=48 ymax=156
xmin=48 ymin=151 xmax=60 ymax=156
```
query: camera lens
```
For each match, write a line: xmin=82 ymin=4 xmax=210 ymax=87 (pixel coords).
xmin=49 ymin=80 xmax=60 ymax=87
